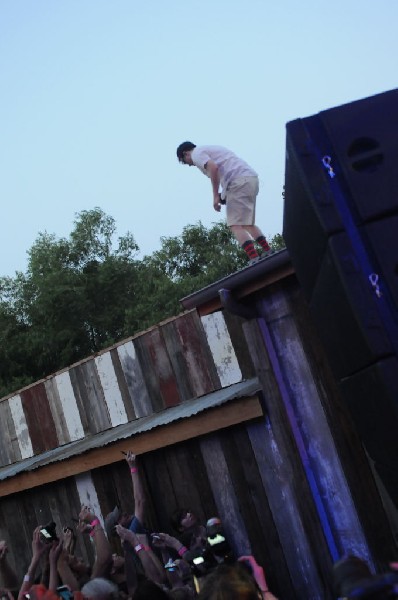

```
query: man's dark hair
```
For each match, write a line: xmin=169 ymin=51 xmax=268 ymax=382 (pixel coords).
xmin=170 ymin=507 xmax=188 ymax=532
xmin=176 ymin=141 xmax=196 ymax=161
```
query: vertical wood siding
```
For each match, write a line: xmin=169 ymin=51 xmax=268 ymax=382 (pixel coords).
xmin=8 ymin=394 xmax=33 ymax=459
xmin=20 ymin=383 xmax=58 ymax=453
xmin=116 ymin=340 xmax=152 ymax=418
xmin=200 ymin=312 xmax=242 ymax=386
xmin=0 ymin=309 xmax=245 ymax=466
xmin=53 ymin=371 xmax=85 ymax=442
xmin=95 ymin=352 xmax=128 ymax=427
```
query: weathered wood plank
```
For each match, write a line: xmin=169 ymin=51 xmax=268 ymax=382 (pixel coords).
xmin=8 ymin=394 xmax=33 ymax=459
xmin=161 ymin=311 xmax=220 ymax=401
xmin=142 ymin=450 xmax=177 ymax=533
xmin=0 ymin=401 xmax=20 ymax=465
xmin=20 ymin=383 xmax=58 ymax=453
xmin=200 ymin=434 xmax=251 ymax=557
xmin=95 ymin=352 xmax=128 ymax=427
xmin=54 ymin=371 xmax=85 ymax=441
xmin=221 ymin=426 xmax=294 ymax=600
xmin=69 ymin=361 xmax=111 ymax=435
xmin=109 ymin=348 xmax=136 ymax=422
xmin=117 ymin=341 xmax=152 ymax=418
xmin=45 ymin=377 xmax=71 ymax=445
xmin=222 ymin=311 xmax=257 ymax=381
xmin=134 ymin=329 xmax=180 ymax=411
xmin=75 ymin=471 xmax=103 ymax=523
xmin=243 ymin=318 xmax=331 ymax=599
xmin=263 ymin=286 xmax=372 ymax=562
xmin=200 ymin=312 xmax=242 ymax=386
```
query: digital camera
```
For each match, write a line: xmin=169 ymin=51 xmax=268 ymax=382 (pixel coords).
xmin=40 ymin=522 xmax=58 ymax=543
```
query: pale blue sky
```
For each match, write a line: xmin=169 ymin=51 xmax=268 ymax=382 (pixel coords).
xmin=1 ymin=1 xmax=397 ymax=276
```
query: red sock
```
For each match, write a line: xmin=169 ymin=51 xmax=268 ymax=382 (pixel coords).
xmin=256 ymin=236 xmax=270 ymax=251
xmin=242 ymin=240 xmax=259 ymax=259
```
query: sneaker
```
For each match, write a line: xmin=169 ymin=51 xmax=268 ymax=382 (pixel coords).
xmin=261 ymin=248 xmax=276 ymax=258
xmin=248 ymin=256 xmax=261 ymax=266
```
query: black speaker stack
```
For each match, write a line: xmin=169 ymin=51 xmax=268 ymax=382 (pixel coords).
xmin=283 ymin=89 xmax=398 ymax=506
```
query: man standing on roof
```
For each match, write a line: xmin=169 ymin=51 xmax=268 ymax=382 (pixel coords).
xmin=176 ymin=142 xmax=273 ymax=264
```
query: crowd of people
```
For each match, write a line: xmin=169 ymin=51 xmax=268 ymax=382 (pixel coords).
xmin=0 ymin=452 xmax=278 ymax=600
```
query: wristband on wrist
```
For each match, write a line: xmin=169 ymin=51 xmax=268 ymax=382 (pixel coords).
xmin=24 ymin=574 xmax=30 ymax=582
xmin=134 ymin=544 xmax=144 ymax=553
xmin=89 ymin=518 xmax=101 ymax=537
xmin=130 ymin=467 xmax=137 ymax=473
xmin=90 ymin=518 xmax=100 ymax=528
xmin=178 ymin=546 xmax=188 ymax=557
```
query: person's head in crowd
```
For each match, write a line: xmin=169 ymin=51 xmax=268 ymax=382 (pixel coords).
xmin=197 ymin=562 xmax=264 ymax=599
xmin=80 ymin=576 xmax=119 ymax=600
xmin=104 ymin=507 xmax=133 ymax=539
xmin=67 ymin=554 xmax=91 ymax=586
xmin=171 ymin=509 xmax=199 ymax=534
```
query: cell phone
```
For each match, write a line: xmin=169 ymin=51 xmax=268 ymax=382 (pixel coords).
xmin=57 ymin=585 xmax=73 ymax=600
xmin=164 ymin=558 xmax=178 ymax=572
xmin=40 ymin=528 xmax=55 ymax=541
xmin=192 ymin=555 xmax=205 ymax=565
xmin=207 ymin=533 xmax=226 ymax=546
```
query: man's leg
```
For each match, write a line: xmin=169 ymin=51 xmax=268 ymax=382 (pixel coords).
xmin=245 ymin=225 xmax=271 ymax=252
xmin=230 ymin=225 xmax=259 ymax=260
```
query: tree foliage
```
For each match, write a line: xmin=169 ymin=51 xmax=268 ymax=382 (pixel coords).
xmin=0 ymin=208 xmax=285 ymax=398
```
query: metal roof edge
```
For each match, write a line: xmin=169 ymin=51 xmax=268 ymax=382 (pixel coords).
xmin=180 ymin=249 xmax=292 ymax=311
xmin=0 ymin=378 xmax=261 ymax=482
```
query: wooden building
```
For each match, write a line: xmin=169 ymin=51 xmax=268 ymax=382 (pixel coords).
xmin=0 ymin=249 xmax=396 ymax=599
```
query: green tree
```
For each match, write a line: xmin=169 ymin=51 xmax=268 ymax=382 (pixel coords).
xmin=0 ymin=210 xmax=285 ymax=398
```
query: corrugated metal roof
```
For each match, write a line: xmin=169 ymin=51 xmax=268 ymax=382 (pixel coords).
xmin=0 ymin=377 xmax=261 ymax=482
xmin=180 ymin=249 xmax=292 ymax=310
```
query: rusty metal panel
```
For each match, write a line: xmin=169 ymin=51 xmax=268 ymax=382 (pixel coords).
xmin=116 ymin=340 xmax=152 ymax=418
xmin=134 ymin=328 xmax=180 ymax=411
xmin=200 ymin=312 xmax=242 ymax=386
xmin=161 ymin=311 xmax=220 ymax=401
xmin=69 ymin=360 xmax=111 ymax=435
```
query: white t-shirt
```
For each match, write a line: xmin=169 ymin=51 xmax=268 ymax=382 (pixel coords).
xmin=191 ymin=145 xmax=258 ymax=194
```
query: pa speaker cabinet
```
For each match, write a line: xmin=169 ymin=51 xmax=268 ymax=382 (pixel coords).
xmin=363 ymin=214 xmax=398 ymax=311
xmin=339 ymin=357 xmax=398 ymax=507
xmin=309 ymin=232 xmax=394 ymax=379
xmin=284 ymin=118 xmax=345 ymax=300
xmin=320 ymin=88 xmax=398 ymax=223
xmin=283 ymin=88 xmax=398 ymax=301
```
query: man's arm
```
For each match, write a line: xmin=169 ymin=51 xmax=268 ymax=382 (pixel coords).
xmin=78 ymin=506 xmax=112 ymax=580
xmin=204 ymin=160 xmax=222 ymax=212
xmin=0 ymin=541 xmax=18 ymax=590
xmin=115 ymin=526 xmax=166 ymax=586
xmin=125 ymin=452 xmax=145 ymax=524
xmin=17 ymin=527 xmax=49 ymax=600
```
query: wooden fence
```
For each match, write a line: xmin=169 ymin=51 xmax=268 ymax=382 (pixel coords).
xmin=0 ymin=269 xmax=396 ymax=599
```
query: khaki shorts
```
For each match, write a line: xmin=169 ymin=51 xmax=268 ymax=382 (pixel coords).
xmin=226 ymin=176 xmax=259 ymax=226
